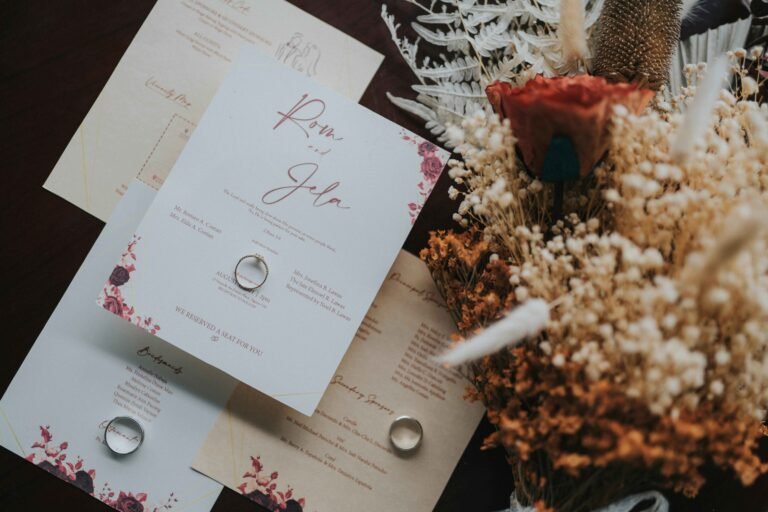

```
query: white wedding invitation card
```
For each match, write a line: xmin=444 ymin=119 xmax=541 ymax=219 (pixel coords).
xmin=100 ymin=48 xmax=449 ymax=416
xmin=193 ymin=251 xmax=485 ymax=512
xmin=44 ymin=0 xmax=383 ymax=221
xmin=1 ymin=181 xmax=236 ymax=512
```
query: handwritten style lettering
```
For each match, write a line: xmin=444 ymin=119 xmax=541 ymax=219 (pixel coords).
xmin=98 ymin=420 xmax=142 ymax=443
xmin=137 ymin=346 xmax=183 ymax=375
xmin=330 ymin=374 xmax=364 ymax=400
xmin=144 ymin=77 xmax=192 ymax=109
xmin=330 ymin=375 xmax=394 ymax=415
xmin=388 ymin=272 xmax=450 ymax=313
xmin=274 ymin=94 xmax=343 ymax=141
xmin=261 ymin=163 xmax=349 ymax=209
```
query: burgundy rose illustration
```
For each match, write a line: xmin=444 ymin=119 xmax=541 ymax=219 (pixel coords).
xmin=99 ymin=239 xmax=160 ymax=333
xmin=284 ymin=500 xmax=304 ymax=512
xmin=245 ymin=490 xmax=274 ymax=508
xmin=115 ymin=493 xmax=144 ymax=512
xmin=74 ymin=470 xmax=95 ymax=495
xmin=109 ymin=265 xmax=131 ymax=287
xmin=37 ymin=460 xmax=66 ymax=480
xmin=417 ymin=141 xmax=437 ymax=156
xmin=420 ymin=154 xmax=444 ymax=183
xmin=28 ymin=427 xmax=167 ymax=509
xmin=37 ymin=461 xmax=93 ymax=494
xmin=102 ymin=295 xmax=123 ymax=316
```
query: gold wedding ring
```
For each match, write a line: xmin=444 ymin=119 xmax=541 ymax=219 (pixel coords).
xmin=234 ymin=254 xmax=269 ymax=291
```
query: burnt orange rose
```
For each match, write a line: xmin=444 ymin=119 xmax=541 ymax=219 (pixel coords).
xmin=486 ymin=75 xmax=653 ymax=180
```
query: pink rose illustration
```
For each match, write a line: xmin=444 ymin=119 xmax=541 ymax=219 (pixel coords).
xmin=102 ymin=295 xmax=123 ymax=316
xmin=420 ymin=154 xmax=443 ymax=183
xmin=239 ymin=455 xmax=305 ymax=512
xmin=417 ymin=141 xmax=437 ymax=156
xmin=400 ymin=131 xmax=446 ymax=224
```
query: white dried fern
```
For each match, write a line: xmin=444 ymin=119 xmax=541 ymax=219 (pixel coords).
xmin=382 ymin=0 xmax=605 ymax=146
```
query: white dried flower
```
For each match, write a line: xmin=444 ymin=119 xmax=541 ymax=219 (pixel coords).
xmin=435 ymin=300 xmax=550 ymax=366
xmin=715 ymin=350 xmax=731 ymax=366
xmin=382 ymin=1 xmax=604 ymax=146
xmin=437 ymin=52 xmax=768 ymax=419
xmin=743 ymin=77 xmax=759 ymax=97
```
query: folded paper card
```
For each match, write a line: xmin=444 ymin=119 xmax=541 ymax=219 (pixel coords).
xmin=1 ymin=181 xmax=236 ymax=512
xmin=44 ymin=0 xmax=383 ymax=221
xmin=100 ymin=47 xmax=449 ymax=416
xmin=193 ymin=251 xmax=485 ymax=512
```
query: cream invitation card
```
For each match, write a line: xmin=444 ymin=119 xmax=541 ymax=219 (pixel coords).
xmin=100 ymin=48 xmax=449 ymax=416
xmin=0 ymin=181 xmax=236 ymax=511
xmin=44 ymin=0 xmax=383 ymax=221
xmin=193 ymin=251 xmax=485 ymax=512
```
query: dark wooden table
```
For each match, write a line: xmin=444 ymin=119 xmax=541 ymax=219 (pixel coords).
xmin=1 ymin=2 xmax=767 ymax=511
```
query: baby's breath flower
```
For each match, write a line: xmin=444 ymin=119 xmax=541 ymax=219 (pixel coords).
xmin=439 ymin=52 xmax=768 ymax=426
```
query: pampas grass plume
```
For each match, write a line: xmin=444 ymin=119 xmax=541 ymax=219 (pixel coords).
xmin=670 ymin=55 xmax=730 ymax=163
xmin=435 ymin=299 xmax=550 ymax=367
xmin=559 ymin=0 xmax=589 ymax=71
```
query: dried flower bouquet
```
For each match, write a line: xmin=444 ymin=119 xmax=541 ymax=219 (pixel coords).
xmin=386 ymin=1 xmax=768 ymax=510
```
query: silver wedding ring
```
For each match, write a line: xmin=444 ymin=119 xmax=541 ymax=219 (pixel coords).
xmin=234 ymin=254 xmax=269 ymax=291
xmin=389 ymin=415 xmax=423 ymax=453
xmin=105 ymin=416 xmax=144 ymax=455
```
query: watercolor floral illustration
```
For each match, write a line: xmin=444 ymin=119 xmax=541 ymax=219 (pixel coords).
xmin=401 ymin=130 xmax=448 ymax=224
xmin=27 ymin=426 xmax=176 ymax=511
xmin=237 ymin=455 xmax=305 ymax=512
xmin=98 ymin=235 xmax=160 ymax=334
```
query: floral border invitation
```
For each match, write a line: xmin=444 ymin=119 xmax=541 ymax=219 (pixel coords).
xmin=193 ymin=251 xmax=485 ymax=512
xmin=0 ymin=181 xmax=236 ymax=512
xmin=101 ymin=48 xmax=450 ymax=416
xmin=43 ymin=0 xmax=383 ymax=221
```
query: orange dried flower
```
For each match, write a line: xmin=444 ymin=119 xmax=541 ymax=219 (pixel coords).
xmin=428 ymin=55 xmax=768 ymax=512
xmin=422 ymin=231 xmax=768 ymax=511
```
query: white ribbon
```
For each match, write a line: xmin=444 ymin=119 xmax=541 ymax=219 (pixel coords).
xmin=503 ymin=490 xmax=669 ymax=512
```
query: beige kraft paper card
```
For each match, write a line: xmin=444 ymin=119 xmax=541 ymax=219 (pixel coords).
xmin=192 ymin=251 xmax=485 ymax=512
xmin=44 ymin=0 xmax=383 ymax=221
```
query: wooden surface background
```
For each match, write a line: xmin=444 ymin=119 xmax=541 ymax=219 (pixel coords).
xmin=0 ymin=1 xmax=766 ymax=510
